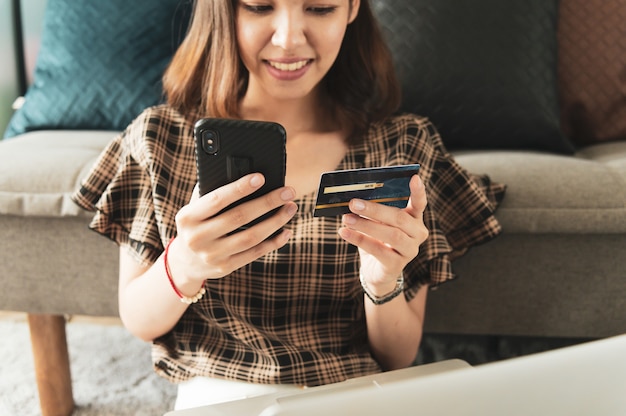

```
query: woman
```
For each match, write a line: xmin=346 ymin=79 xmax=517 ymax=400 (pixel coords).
xmin=73 ymin=0 xmax=504 ymax=409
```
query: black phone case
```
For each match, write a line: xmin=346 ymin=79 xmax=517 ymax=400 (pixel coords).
xmin=194 ymin=118 xmax=287 ymax=227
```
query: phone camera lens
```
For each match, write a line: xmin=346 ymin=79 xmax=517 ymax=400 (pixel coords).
xmin=202 ymin=130 xmax=220 ymax=155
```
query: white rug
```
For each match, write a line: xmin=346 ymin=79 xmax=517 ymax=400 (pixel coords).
xmin=0 ymin=316 xmax=176 ymax=416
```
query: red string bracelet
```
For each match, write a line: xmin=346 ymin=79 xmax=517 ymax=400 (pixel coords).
xmin=164 ymin=237 xmax=206 ymax=304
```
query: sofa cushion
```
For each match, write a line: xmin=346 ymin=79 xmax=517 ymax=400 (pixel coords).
xmin=558 ymin=0 xmax=626 ymax=146
xmin=3 ymin=0 xmax=190 ymax=139
xmin=0 ymin=131 xmax=118 ymax=217
xmin=454 ymin=142 xmax=626 ymax=234
xmin=372 ymin=0 xmax=575 ymax=154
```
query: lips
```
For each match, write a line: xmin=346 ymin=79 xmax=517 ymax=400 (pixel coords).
xmin=264 ymin=59 xmax=312 ymax=81
xmin=267 ymin=59 xmax=310 ymax=72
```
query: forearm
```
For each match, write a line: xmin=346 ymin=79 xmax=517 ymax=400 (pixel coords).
xmin=118 ymin=245 xmax=203 ymax=342
xmin=365 ymin=285 xmax=427 ymax=371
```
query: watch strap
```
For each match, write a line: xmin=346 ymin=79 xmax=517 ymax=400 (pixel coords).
xmin=360 ymin=272 xmax=405 ymax=305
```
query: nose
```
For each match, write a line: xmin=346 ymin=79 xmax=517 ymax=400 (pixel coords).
xmin=271 ymin=10 xmax=306 ymax=50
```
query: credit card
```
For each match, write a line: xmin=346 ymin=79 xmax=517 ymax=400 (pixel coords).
xmin=313 ymin=164 xmax=421 ymax=217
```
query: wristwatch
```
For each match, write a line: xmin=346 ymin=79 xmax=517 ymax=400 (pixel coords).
xmin=360 ymin=272 xmax=405 ymax=305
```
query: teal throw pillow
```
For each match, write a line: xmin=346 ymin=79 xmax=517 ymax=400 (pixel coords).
xmin=4 ymin=0 xmax=191 ymax=138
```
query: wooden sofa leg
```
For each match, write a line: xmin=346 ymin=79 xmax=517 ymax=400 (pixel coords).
xmin=27 ymin=314 xmax=75 ymax=416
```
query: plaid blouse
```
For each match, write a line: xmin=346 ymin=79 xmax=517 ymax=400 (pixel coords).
xmin=73 ymin=105 xmax=505 ymax=386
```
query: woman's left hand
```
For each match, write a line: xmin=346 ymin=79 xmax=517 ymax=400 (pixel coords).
xmin=338 ymin=174 xmax=428 ymax=294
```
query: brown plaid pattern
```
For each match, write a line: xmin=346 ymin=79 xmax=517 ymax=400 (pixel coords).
xmin=73 ymin=105 xmax=505 ymax=386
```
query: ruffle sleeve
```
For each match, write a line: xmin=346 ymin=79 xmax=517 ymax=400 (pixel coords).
xmin=71 ymin=106 xmax=197 ymax=266
xmin=391 ymin=116 xmax=506 ymax=298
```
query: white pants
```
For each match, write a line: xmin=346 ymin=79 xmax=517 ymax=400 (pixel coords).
xmin=174 ymin=376 xmax=306 ymax=410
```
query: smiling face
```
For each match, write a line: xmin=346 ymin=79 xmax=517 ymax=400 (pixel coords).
xmin=236 ymin=0 xmax=359 ymax=104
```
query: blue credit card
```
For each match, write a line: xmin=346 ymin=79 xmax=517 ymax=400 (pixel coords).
xmin=313 ymin=164 xmax=421 ymax=217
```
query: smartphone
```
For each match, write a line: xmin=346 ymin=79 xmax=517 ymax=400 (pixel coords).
xmin=193 ymin=118 xmax=287 ymax=231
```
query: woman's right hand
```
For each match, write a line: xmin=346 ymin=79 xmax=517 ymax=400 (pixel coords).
xmin=118 ymin=172 xmax=297 ymax=341
xmin=168 ymin=172 xmax=298 ymax=285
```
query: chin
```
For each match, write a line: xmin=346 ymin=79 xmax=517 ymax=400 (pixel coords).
xmin=266 ymin=85 xmax=318 ymax=102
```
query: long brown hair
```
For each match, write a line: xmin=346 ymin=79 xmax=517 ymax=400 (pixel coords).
xmin=163 ymin=0 xmax=401 ymax=144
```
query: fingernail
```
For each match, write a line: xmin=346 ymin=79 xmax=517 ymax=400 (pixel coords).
xmin=250 ymin=174 xmax=263 ymax=188
xmin=281 ymin=229 xmax=293 ymax=242
xmin=352 ymin=200 xmax=365 ymax=211
xmin=287 ymin=203 xmax=298 ymax=216
xmin=342 ymin=214 xmax=356 ymax=225
xmin=281 ymin=188 xmax=295 ymax=201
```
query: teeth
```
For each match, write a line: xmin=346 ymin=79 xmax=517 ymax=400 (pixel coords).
xmin=269 ymin=60 xmax=308 ymax=71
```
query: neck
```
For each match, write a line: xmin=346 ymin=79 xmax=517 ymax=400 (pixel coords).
xmin=239 ymin=87 xmax=340 ymax=139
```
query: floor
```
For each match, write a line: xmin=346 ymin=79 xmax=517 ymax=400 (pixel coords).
xmin=0 ymin=311 xmax=122 ymax=326
xmin=1 ymin=311 xmax=591 ymax=367
xmin=1 ymin=311 xmax=176 ymax=415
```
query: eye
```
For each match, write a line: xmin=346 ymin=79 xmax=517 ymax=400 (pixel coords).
xmin=241 ymin=3 xmax=273 ymax=14
xmin=307 ymin=6 xmax=337 ymax=15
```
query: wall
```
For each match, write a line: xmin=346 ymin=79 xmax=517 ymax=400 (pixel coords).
xmin=0 ymin=0 xmax=19 ymax=137
xmin=0 ymin=0 xmax=47 ymax=138
xmin=21 ymin=0 xmax=47 ymax=85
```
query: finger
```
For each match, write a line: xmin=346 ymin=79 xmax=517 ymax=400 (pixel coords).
xmin=177 ymin=173 xmax=294 ymax=240
xmin=338 ymin=226 xmax=405 ymax=270
xmin=216 ymin=185 xmax=296 ymax=235
xmin=406 ymin=174 xmax=427 ymax=216
xmin=341 ymin=213 xmax=417 ymax=258
xmin=190 ymin=183 xmax=201 ymax=202
xmin=202 ymin=203 xmax=297 ymax=275
xmin=193 ymin=173 xmax=266 ymax=221
xmin=221 ymin=228 xmax=294 ymax=273
xmin=347 ymin=198 xmax=421 ymax=239
xmin=218 ymin=201 xmax=298 ymax=255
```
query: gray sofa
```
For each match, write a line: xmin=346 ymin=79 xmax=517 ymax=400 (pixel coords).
xmin=1 ymin=1 xmax=625 ymax=415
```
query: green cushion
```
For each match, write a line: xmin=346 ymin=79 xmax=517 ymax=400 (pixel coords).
xmin=3 ymin=0 xmax=190 ymax=138
xmin=373 ymin=0 xmax=575 ymax=154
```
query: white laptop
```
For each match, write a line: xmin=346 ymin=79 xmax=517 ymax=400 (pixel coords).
xmin=166 ymin=334 xmax=626 ymax=416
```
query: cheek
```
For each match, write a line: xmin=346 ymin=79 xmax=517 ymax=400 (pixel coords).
xmin=236 ymin=26 xmax=260 ymax=66
xmin=318 ymin=25 xmax=348 ymax=58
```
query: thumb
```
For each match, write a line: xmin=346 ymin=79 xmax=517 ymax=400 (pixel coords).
xmin=406 ymin=174 xmax=427 ymax=216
